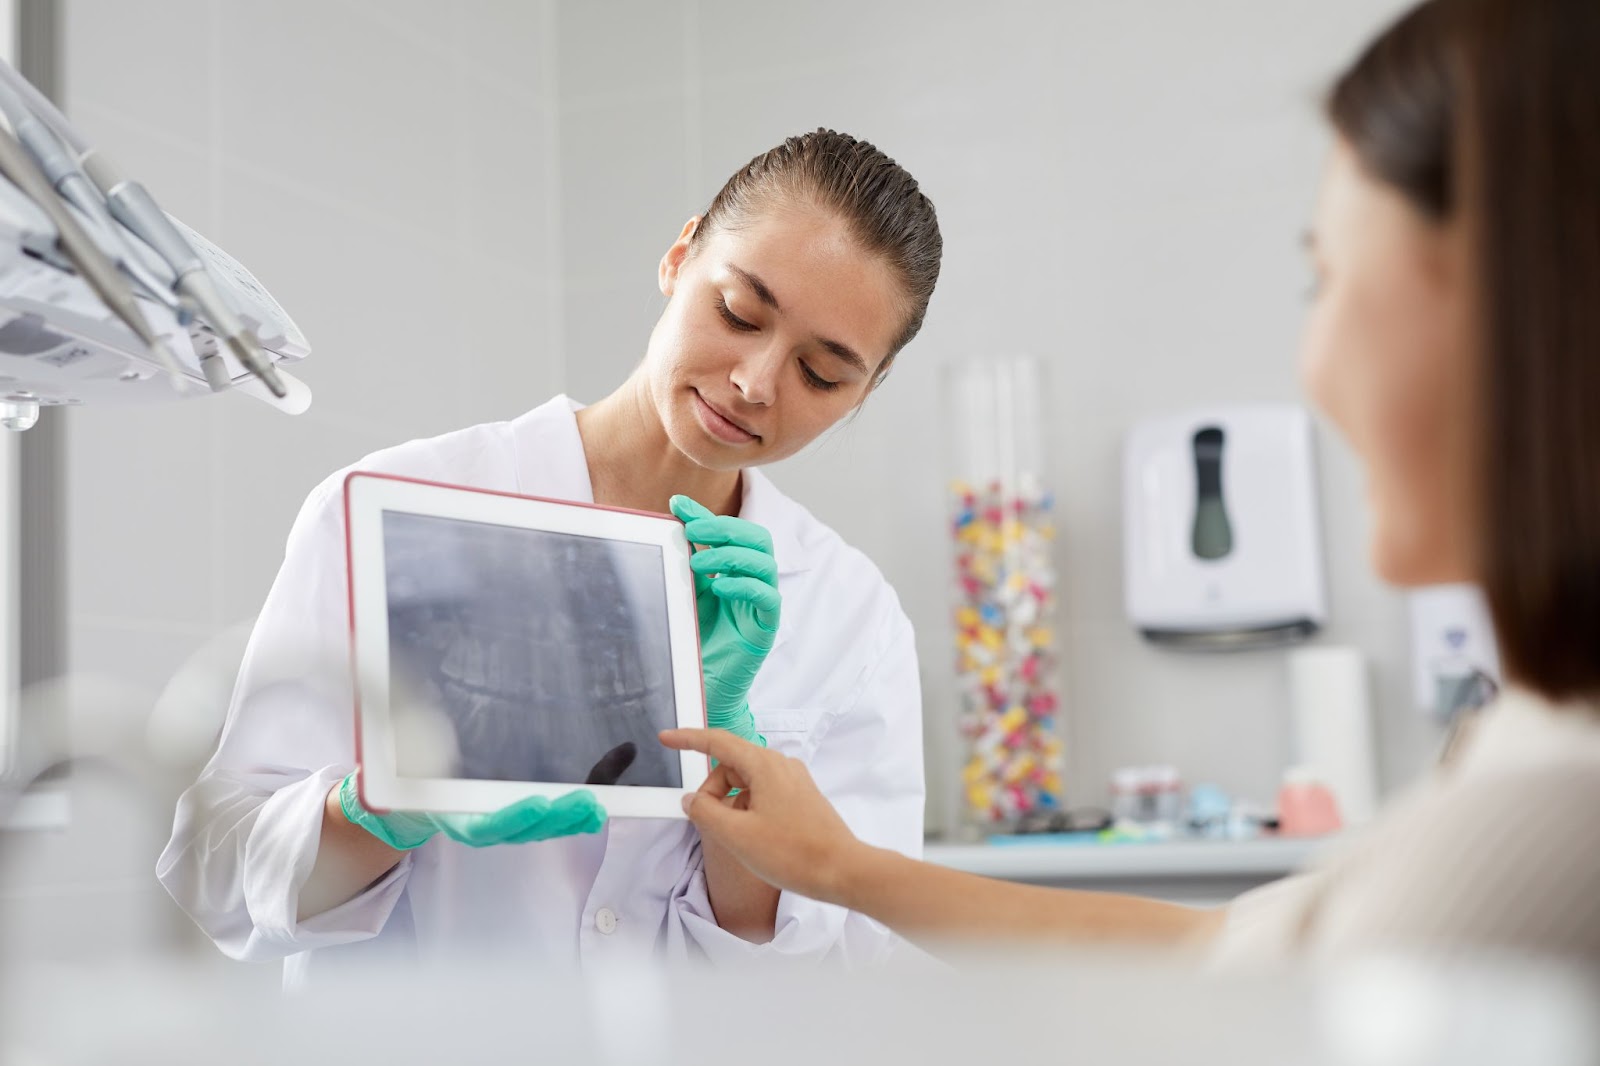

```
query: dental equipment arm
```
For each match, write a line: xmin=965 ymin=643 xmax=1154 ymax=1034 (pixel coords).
xmin=0 ymin=121 xmax=179 ymax=378
xmin=0 ymin=79 xmax=185 ymax=326
xmin=0 ymin=56 xmax=310 ymax=430
xmin=81 ymin=149 xmax=285 ymax=396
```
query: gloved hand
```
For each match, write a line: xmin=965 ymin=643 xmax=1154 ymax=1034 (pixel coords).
xmin=669 ymin=495 xmax=781 ymax=746
xmin=338 ymin=772 xmax=607 ymax=850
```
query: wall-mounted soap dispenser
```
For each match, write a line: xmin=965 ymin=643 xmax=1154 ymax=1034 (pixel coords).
xmin=1123 ymin=405 xmax=1327 ymax=650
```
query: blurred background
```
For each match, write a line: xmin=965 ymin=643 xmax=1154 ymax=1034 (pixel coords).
xmin=4 ymin=0 xmax=1492 ymax=975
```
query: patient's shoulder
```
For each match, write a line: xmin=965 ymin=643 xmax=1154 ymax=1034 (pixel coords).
xmin=1315 ymin=763 xmax=1600 ymax=959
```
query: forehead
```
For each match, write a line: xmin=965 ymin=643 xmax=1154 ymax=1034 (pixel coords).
xmin=1317 ymin=144 xmax=1435 ymax=253
xmin=697 ymin=206 xmax=907 ymax=362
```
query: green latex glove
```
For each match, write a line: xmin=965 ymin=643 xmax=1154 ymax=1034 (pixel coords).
xmin=338 ymin=772 xmax=607 ymax=850
xmin=669 ymin=495 xmax=780 ymax=746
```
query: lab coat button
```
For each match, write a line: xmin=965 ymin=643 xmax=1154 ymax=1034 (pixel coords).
xmin=595 ymin=907 xmax=618 ymax=935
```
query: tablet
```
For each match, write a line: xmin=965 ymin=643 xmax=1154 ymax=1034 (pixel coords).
xmin=344 ymin=472 xmax=708 ymax=820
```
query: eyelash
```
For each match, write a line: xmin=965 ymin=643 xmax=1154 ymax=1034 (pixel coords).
xmin=715 ymin=296 xmax=841 ymax=392
xmin=715 ymin=296 xmax=756 ymax=332
xmin=801 ymin=363 xmax=841 ymax=392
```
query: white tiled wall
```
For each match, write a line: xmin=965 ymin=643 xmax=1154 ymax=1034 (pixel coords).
xmin=59 ymin=0 xmax=565 ymax=698
xmin=52 ymin=1 xmax=1438 ymax=855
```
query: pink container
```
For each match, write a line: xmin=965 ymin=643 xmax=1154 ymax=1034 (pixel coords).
xmin=1277 ymin=767 xmax=1343 ymax=837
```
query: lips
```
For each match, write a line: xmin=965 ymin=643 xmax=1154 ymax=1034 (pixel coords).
xmin=692 ymin=389 xmax=760 ymax=443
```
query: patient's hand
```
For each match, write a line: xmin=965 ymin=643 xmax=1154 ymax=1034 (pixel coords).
xmin=658 ymin=727 xmax=865 ymax=905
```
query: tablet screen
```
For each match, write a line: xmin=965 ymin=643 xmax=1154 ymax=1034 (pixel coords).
xmin=381 ymin=510 xmax=684 ymax=789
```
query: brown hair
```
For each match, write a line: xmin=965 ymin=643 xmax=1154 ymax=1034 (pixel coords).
xmin=1329 ymin=0 xmax=1600 ymax=702
xmin=690 ymin=128 xmax=943 ymax=384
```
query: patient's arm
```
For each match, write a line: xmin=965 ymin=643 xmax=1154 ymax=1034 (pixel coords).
xmin=663 ymin=726 xmax=1224 ymax=952
xmin=836 ymin=846 xmax=1225 ymax=951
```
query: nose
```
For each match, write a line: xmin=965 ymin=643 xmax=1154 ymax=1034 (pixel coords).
xmin=728 ymin=345 xmax=781 ymax=407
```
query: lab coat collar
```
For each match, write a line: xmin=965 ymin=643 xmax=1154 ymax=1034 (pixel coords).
xmin=510 ymin=395 xmax=597 ymax=505
xmin=512 ymin=395 xmax=811 ymax=578
xmin=737 ymin=467 xmax=811 ymax=578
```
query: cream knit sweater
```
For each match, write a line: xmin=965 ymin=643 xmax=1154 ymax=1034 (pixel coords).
xmin=1210 ymin=686 xmax=1600 ymax=968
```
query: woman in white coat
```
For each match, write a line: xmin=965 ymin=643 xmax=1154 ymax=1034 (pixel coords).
xmin=157 ymin=129 xmax=943 ymax=984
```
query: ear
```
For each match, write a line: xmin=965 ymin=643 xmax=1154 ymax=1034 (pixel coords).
xmin=659 ymin=216 xmax=702 ymax=297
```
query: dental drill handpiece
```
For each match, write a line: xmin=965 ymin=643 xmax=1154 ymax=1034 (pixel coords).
xmin=0 ymin=123 xmax=182 ymax=376
xmin=79 ymin=149 xmax=287 ymax=398
xmin=0 ymin=80 xmax=189 ymax=336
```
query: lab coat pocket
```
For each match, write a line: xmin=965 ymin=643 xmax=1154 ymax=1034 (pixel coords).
xmin=752 ymin=707 xmax=825 ymax=756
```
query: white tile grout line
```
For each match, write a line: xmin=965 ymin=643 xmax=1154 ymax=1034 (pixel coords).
xmin=323 ymin=0 xmax=456 ymax=65
xmin=452 ymin=43 xmax=473 ymax=417
xmin=72 ymin=101 xmax=210 ymax=160
xmin=70 ymin=614 xmax=217 ymax=638
xmin=73 ymin=100 xmax=544 ymax=269
xmin=683 ymin=0 xmax=702 ymax=211
xmin=208 ymin=1 xmax=226 ymax=631
xmin=542 ymin=0 xmax=566 ymax=399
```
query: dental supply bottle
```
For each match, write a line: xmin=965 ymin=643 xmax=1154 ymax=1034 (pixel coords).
xmin=1277 ymin=765 xmax=1343 ymax=837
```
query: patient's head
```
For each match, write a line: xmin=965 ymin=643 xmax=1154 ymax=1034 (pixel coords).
xmin=1303 ymin=0 xmax=1600 ymax=702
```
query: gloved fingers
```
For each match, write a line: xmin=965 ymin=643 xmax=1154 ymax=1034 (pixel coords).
xmin=382 ymin=812 xmax=444 ymax=850
xmin=706 ymin=700 xmax=761 ymax=743
xmin=503 ymin=790 xmax=607 ymax=842
xmin=454 ymin=793 xmax=555 ymax=845
xmin=669 ymin=494 xmax=776 ymax=555
xmin=417 ymin=790 xmax=605 ymax=846
xmin=552 ymin=788 xmax=606 ymax=820
xmin=432 ymin=812 xmax=497 ymax=846
xmin=338 ymin=773 xmax=435 ymax=849
xmin=709 ymin=575 xmax=781 ymax=633
xmin=501 ymin=809 xmax=599 ymax=843
xmin=681 ymin=514 xmax=774 ymax=556
xmin=669 ymin=495 xmax=715 ymax=525
xmin=688 ymin=545 xmax=778 ymax=586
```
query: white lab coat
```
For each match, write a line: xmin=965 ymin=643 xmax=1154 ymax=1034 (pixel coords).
xmin=157 ymin=396 xmax=926 ymax=985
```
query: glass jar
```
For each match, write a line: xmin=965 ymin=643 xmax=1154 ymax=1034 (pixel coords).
xmin=946 ymin=358 xmax=1064 ymax=828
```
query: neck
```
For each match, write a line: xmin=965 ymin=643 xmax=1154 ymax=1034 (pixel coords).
xmin=575 ymin=371 xmax=743 ymax=517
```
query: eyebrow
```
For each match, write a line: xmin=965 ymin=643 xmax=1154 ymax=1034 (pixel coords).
xmin=728 ymin=264 xmax=781 ymax=311
xmin=726 ymin=262 xmax=871 ymax=376
xmin=817 ymin=338 xmax=869 ymax=376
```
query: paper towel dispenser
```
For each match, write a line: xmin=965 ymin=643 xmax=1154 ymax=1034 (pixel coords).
xmin=1123 ymin=405 xmax=1327 ymax=650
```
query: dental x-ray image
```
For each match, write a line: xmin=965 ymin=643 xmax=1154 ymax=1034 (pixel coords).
xmin=381 ymin=511 xmax=683 ymax=788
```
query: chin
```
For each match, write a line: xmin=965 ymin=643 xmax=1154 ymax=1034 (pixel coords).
xmin=662 ymin=406 xmax=745 ymax=473
xmin=1369 ymin=527 xmax=1470 ymax=588
xmin=1370 ymin=541 xmax=1425 ymax=588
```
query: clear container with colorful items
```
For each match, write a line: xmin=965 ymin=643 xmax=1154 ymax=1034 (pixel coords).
xmin=945 ymin=358 xmax=1064 ymax=828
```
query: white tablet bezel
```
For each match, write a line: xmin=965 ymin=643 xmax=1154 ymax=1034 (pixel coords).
xmin=344 ymin=471 xmax=708 ymax=820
